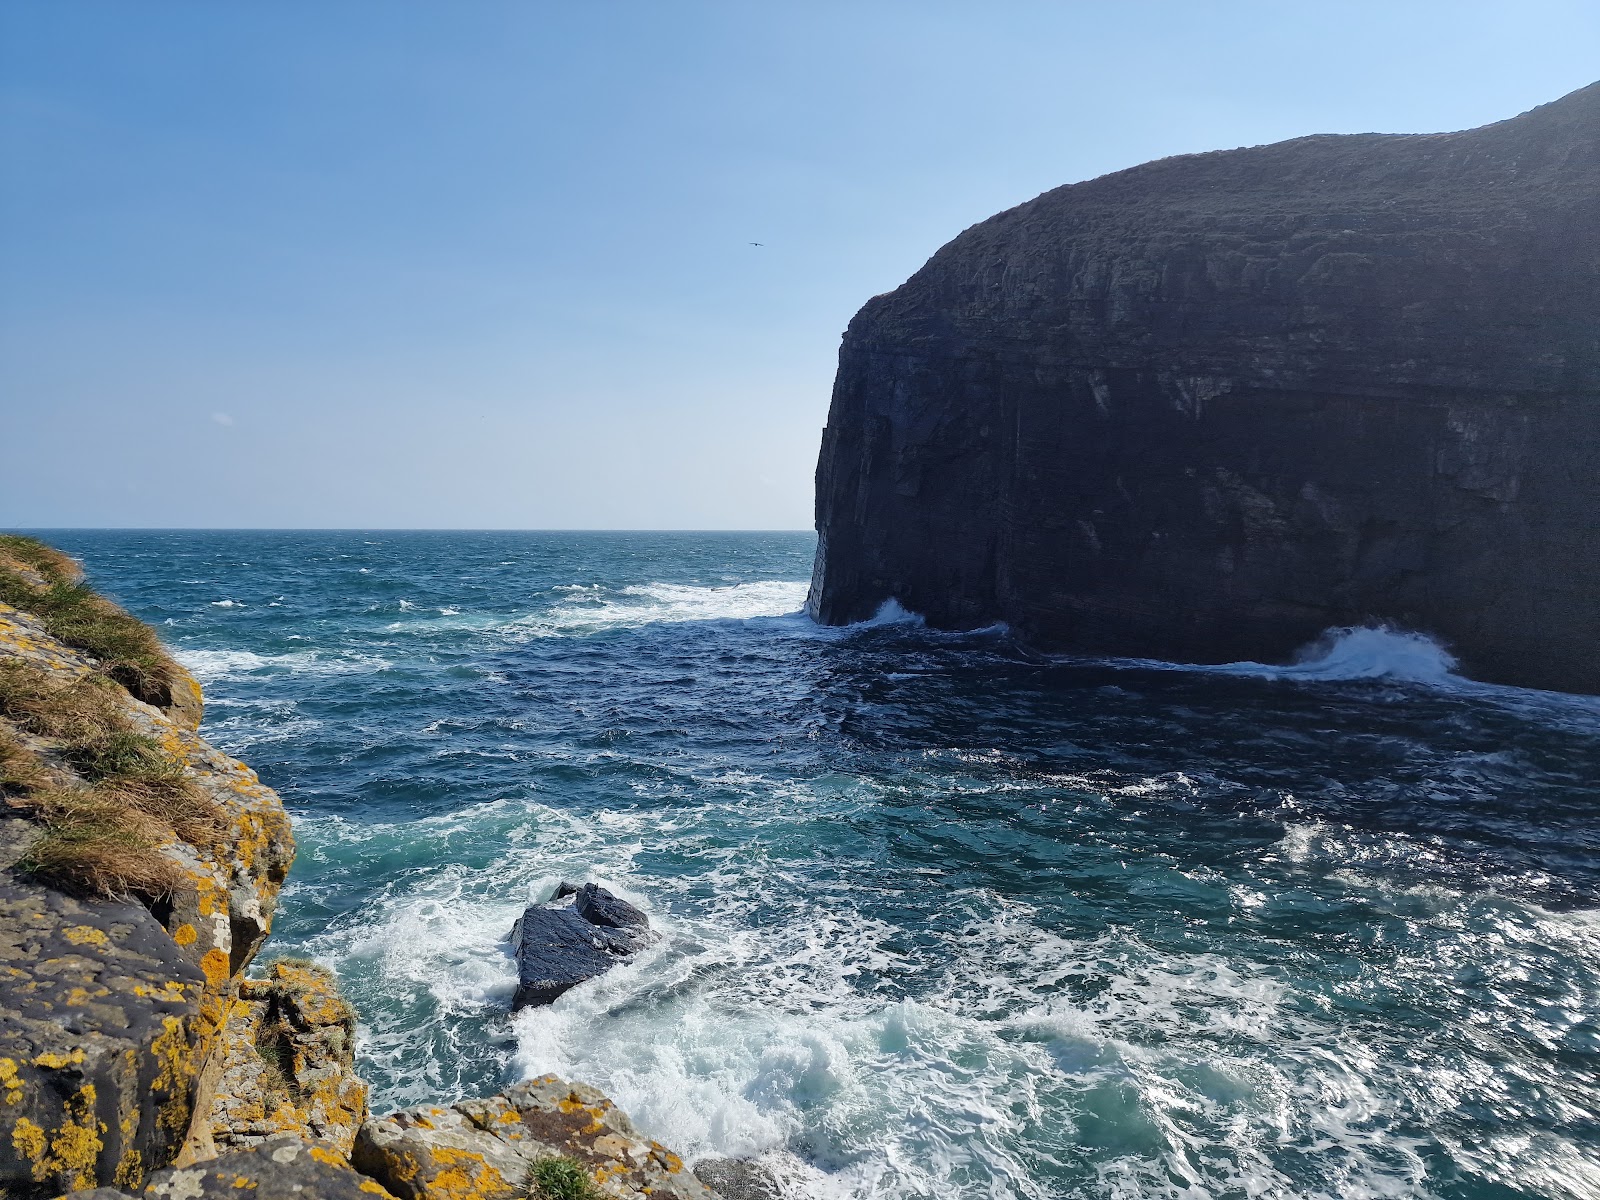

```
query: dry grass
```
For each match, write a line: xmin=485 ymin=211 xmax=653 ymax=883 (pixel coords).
xmin=14 ymin=786 xmax=186 ymax=899
xmin=0 ymin=534 xmax=183 ymax=705
xmin=253 ymin=1016 xmax=302 ymax=1105
xmin=0 ymin=659 xmax=226 ymax=897
xmin=0 ymin=727 xmax=52 ymax=796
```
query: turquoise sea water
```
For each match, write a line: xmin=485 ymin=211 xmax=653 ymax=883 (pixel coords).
xmin=34 ymin=530 xmax=1600 ymax=1200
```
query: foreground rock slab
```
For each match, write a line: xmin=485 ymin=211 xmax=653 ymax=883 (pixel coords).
xmin=63 ymin=1135 xmax=396 ymax=1199
xmin=509 ymin=882 xmax=658 ymax=1009
xmin=352 ymin=1074 xmax=712 ymax=1200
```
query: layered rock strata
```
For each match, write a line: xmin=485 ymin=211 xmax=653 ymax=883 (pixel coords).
xmin=808 ymin=81 xmax=1600 ymax=693
xmin=206 ymin=960 xmax=368 ymax=1159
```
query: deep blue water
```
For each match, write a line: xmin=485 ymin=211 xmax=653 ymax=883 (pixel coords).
xmin=32 ymin=530 xmax=1600 ymax=1200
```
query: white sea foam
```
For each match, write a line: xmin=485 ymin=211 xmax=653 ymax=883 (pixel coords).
xmin=503 ymin=581 xmax=808 ymax=639
xmin=856 ymin=598 xmax=924 ymax=627
xmin=1211 ymin=626 xmax=1460 ymax=683
xmin=284 ymin=786 xmax=1513 ymax=1200
xmin=174 ymin=647 xmax=392 ymax=682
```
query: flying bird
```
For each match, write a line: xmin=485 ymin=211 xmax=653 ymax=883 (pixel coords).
xmin=749 ymin=242 xmax=764 ymax=247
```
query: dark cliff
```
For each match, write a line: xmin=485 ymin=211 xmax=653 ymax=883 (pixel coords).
xmin=809 ymin=82 xmax=1600 ymax=693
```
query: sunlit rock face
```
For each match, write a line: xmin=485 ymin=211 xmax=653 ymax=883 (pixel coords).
xmin=809 ymin=81 xmax=1600 ymax=693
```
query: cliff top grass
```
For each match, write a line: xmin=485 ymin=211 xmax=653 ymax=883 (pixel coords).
xmin=0 ymin=533 xmax=183 ymax=704
xmin=0 ymin=654 xmax=223 ymax=900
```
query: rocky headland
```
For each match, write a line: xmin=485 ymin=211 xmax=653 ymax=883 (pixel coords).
xmin=808 ymin=81 xmax=1600 ymax=693
xmin=0 ymin=537 xmax=738 ymax=1200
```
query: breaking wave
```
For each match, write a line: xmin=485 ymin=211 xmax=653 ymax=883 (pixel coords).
xmin=502 ymin=580 xmax=808 ymax=639
xmin=1212 ymin=625 xmax=1460 ymax=684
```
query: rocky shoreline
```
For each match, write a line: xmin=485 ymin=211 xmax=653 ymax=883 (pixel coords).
xmin=0 ymin=538 xmax=764 ymax=1200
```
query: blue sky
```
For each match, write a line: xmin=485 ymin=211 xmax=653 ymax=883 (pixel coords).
xmin=4 ymin=1 xmax=1597 ymax=529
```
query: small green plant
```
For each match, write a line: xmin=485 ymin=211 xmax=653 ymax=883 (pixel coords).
xmin=527 ymin=1156 xmax=600 ymax=1200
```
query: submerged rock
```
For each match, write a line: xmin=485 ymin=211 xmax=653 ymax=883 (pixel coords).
xmin=509 ymin=883 xmax=658 ymax=1009
xmin=808 ymin=81 xmax=1600 ymax=693
xmin=352 ymin=1074 xmax=712 ymax=1200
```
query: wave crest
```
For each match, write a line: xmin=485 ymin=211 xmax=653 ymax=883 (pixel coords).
xmin=1213 ymin=626 xmax=1459 ymax=683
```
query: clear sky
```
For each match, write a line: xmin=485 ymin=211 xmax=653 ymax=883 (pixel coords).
xmin=3 ymin=2 xmax=1597 ymax=530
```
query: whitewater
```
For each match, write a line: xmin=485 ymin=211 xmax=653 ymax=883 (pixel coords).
xmin=39 ymin=530 xmax=1600 ymax=1200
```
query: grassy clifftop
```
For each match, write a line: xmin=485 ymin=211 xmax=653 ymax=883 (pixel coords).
xmin=0 ymin=537 xmax=296 ymax=1195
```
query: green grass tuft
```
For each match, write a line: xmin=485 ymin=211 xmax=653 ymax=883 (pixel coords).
xmin=527 ymin=1156 xmax=601 ymax=1200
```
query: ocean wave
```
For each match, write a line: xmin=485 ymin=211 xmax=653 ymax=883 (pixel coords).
xmin=174 ymin=647 xmax=393 ymax=682
xmin=1211 ymin=625 xmax=1460 ymax=683
xmin=502 ymin=580 xmax=809 ymax=639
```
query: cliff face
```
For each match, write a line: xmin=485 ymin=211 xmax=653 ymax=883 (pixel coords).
xmin=0 ymin=555 xmax=295 ymax=1195
xmin=809 ymin=82 xmax=1600 ymax=692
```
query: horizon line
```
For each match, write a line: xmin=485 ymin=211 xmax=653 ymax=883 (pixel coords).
xmin=9 ymin=527 xmax=817 ymax=534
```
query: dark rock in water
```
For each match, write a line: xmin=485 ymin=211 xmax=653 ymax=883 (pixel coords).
xmin=574 ymin=880 xmax=651 ymax=929
xmin=693 ymin=1158 xmax=786 ymax=1200
xmin=808 ymin=81 xmax=1600 ymax=694
xmin=510 ymin=883 xmax=657 ymax=1009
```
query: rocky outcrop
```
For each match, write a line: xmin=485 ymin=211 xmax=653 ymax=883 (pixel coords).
xmin=0 ymin=592 xmax=295 ymax=1195
xmin=353 ymin=1076 xmax=713 ymax=1200
xmin=510 ymin=883 xmax=659 ymax=1009
xmin=692 ymin=1159 xmax=785 ymax=1200
xmin=206 ymin=960 xmax=368 ymax=1159
xmin=65 ymin=1134 xmax=398 ymax=1199
xmin=808 ymin=82 xmax=1600 ymax=693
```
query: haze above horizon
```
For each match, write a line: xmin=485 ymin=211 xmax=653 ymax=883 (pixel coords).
xmin=4 ymin=1 xmax=1597 ymax=530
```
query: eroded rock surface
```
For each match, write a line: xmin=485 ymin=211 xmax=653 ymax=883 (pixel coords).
xmin=63 ymin=1134 xmax=397 ymax=1199
xmin=352 ymin=1075 xmax=712 ymax=1200
xmin=206 ymin=960 xmax=368 ymax=1160
xmin=809 ymin=81 xmax=1600 ymax=692
xmin=0 ymin=594 xmax=294 ymax=1195
xmin=693 ymin=1158 xmax=787 ymax=1200
xmin=510 ymin=883 xmax=658 ymax=1009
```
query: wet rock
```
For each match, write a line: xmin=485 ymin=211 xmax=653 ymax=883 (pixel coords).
xmin=62 ymin=1134 xmax=398 ymax=1199
xmin=353 ymin=1075 xmax=712 ymax=1200
xmin=808 ymin=81 xmax=1600 ymax=694
xmin=509 ymin=884 xmax=657 ymax=1009
xmin=693 ymin=1158 xmax=786 ymax=1200
xmin=574 ymin=882 xmax=651 ymax=931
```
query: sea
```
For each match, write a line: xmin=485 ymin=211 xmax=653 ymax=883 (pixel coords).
xmin=32 ymin=529 xmax=1600 ymax=1200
